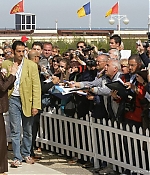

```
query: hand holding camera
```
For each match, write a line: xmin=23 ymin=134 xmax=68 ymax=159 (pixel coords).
xmin=136 ymin=40 xmax=145 ymax=55
xmin=41 ymin=65 xmax=50 ymax=77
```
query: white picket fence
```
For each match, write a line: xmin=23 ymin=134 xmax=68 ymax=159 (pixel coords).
xmin=36 ymin=110 xmax=150 ymax=174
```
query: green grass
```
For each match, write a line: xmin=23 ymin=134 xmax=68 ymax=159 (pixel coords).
xmin=26 ymin=36 xmax=144 ymax=55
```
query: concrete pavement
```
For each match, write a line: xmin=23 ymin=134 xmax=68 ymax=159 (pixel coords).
xmin=7 ymin=151 xmax=94 ymax=175
xmin=7 ymin=161 xmax=66 ymax=175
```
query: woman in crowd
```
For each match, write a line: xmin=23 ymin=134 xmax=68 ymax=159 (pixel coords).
xmin=59 ymin=58 xmax=70 ymax=82
xmin=50 ymin=55 xmax=62 ymax=78
xmin=0 ymin=47 xmax=18 ymax=175
xmin=120 ymin=59 xmax=129 ymax=74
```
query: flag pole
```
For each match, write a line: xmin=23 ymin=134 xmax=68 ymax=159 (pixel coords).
xmin=117 ymin=1 xmax=121 ymax=35
xmin=148 ymin=0 xmax=150 ymax=33
xmin=23 ymin=0 xmax=24 ymax=12
xmin=89 ymin=0 xmax=91 ymax=30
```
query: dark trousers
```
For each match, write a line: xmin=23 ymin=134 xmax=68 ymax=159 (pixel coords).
xmin=0 ymin=113 xmax=8 ymax=173
xmin=31 ymin=113 xmax=40 ymax=157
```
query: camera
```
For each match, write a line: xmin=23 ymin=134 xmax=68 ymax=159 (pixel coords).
xmin=125 ymin=95 xmax=136 ymax=112
xmin=41 ymin=66 xmax=53 ymax=76
xmin=136 ymin=32 xmax=150 ymax=48
xmin=86 ymin=59 xmax=96 ymax=67
xmin=136 ymin=40 xmax=150 ymax=48
xmin=75 ymin=50 xmax=85 ymax=61
xmin=75 ymin=50 xmax=81 ymax=56
xmin=82 ymin=45 xmax=95 ymax=53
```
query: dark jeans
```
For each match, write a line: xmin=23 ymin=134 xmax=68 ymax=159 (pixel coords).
xmin=31 ymin=113 xmax=41 ymax=157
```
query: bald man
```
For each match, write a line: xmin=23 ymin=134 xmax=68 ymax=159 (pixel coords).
xmin=29 ymin=49 xmax=59 ymax=160
xmin=28 ymin=50 xmax=40 ymax=64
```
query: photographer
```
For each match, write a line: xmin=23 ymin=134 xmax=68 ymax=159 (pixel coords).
xmin=75 ymin=41 xmax=87 ymax=61
xmin=76 ymin=41 xmax=96 ymax=63
xmin=120 ymin=55 xmax=147 ymax=174
xmin=122 ymin=55 xmax=146 ymax=126
xmin=68 ymin=61 xmax=85 ymax=82
xmin=137 ymin=39 xmax=150 ymax=67
xmin=76 ymin=41 xmax=87 ymax=52
xmin=136 ymin=64 xmax=150 ymax=146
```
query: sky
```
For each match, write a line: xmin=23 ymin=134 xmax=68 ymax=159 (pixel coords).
xmin=1 ymin=0 xmax=149 ymax=29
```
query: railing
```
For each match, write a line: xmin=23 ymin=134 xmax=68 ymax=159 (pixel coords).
xmin=36 ymin=110 xmax=150 ymax=175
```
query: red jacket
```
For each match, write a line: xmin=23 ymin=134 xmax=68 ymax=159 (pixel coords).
xmin=125 ymin=83 xmax=145 ymax=122
xmin=121 ymin=74 xmax=146 ymax=123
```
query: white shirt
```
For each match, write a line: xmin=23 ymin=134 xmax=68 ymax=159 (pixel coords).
xmin=12 ymin=59 xmax=24 ymax=96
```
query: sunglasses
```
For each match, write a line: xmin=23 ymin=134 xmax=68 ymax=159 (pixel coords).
xmin=60 ymin=66 xmax=65 ymax=68
xmin=77 ymin=46 xmax=83 ymax=48
xmin=0 ymin=54 xmax=5 ymax=57
xmin=52 ymin=60 xmax=59 ymax=63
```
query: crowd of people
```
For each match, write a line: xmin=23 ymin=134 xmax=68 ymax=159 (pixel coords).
xmin=0 ymin=34 xmax=149 ymax=175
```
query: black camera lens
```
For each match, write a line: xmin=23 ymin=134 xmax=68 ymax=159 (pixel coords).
xmin=86 ymin=59 xmax=96 ymax=67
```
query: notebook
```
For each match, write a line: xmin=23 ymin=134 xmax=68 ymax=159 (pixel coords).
xmin=105 ymin=81 xmax=127 ymax=97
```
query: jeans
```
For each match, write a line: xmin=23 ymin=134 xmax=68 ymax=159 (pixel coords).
xmin=31 ymin=113 xmax=40 ymax=157
xmin=9 ymin=96 xmax=34 ymax=161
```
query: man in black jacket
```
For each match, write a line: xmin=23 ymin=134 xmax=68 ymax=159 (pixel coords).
xmin=28 ymin=50 xmax=59 ymax=159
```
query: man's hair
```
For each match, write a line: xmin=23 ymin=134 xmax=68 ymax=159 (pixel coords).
xmin=110 ymin=34 xmax=122 ymax=46
xmin=76 ymin=41 xmax=87 ymax=47
xmin=98 ymin=53 xmax=109 ymax=61
xmin=109 ymin=48 xmax=121 ymax=60
xmin=128 ymin=54 xmax=142 ymax=64
xmin=32 ymin=41 xmax=43 ymax=49
xmin=12 ymin=40 xmax=25 ymax=51
xmin=110 ymin=59 xmax=121 ymax=70
xmin=43 ymin=42 xmax=53 ymax=48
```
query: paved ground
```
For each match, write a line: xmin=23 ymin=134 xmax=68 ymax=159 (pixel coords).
xmin=7 ymin=150 xmax=97 ymax=175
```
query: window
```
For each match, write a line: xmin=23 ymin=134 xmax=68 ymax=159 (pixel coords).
xmin=32 ymin=25 xmax=35 ymax=30
xmin=16 ymin=25 xmax=21 ymax=30
xmin=22 ymin=15 xmax=25 ymax=24
xmin=32 ymin=15 xmax=35 ymax=24
xmin=22 ymin=25 xmax=25 ymax=30
xmin=26 ymin=25 xmax=31 ymax=29
xmin=26 ymin=16 xmax=31 ymax=24
xmin=15 ymin=15 xmax=21 ymax=24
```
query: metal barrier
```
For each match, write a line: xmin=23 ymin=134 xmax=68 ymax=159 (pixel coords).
xmin=36 ymin=110 xmax=150 ymax=175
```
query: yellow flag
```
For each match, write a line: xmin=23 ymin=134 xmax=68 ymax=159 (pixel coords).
xmin=105 ymin=9 xmax=112 ymax=17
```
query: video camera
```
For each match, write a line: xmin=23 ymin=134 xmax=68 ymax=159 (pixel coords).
xmin=86 ymin=59 xmax=96 ymax=67
xmin=82 ymin=45 xmax=95 ymax=53
xmin=75 ymin=45 xmax=95 ymax=55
